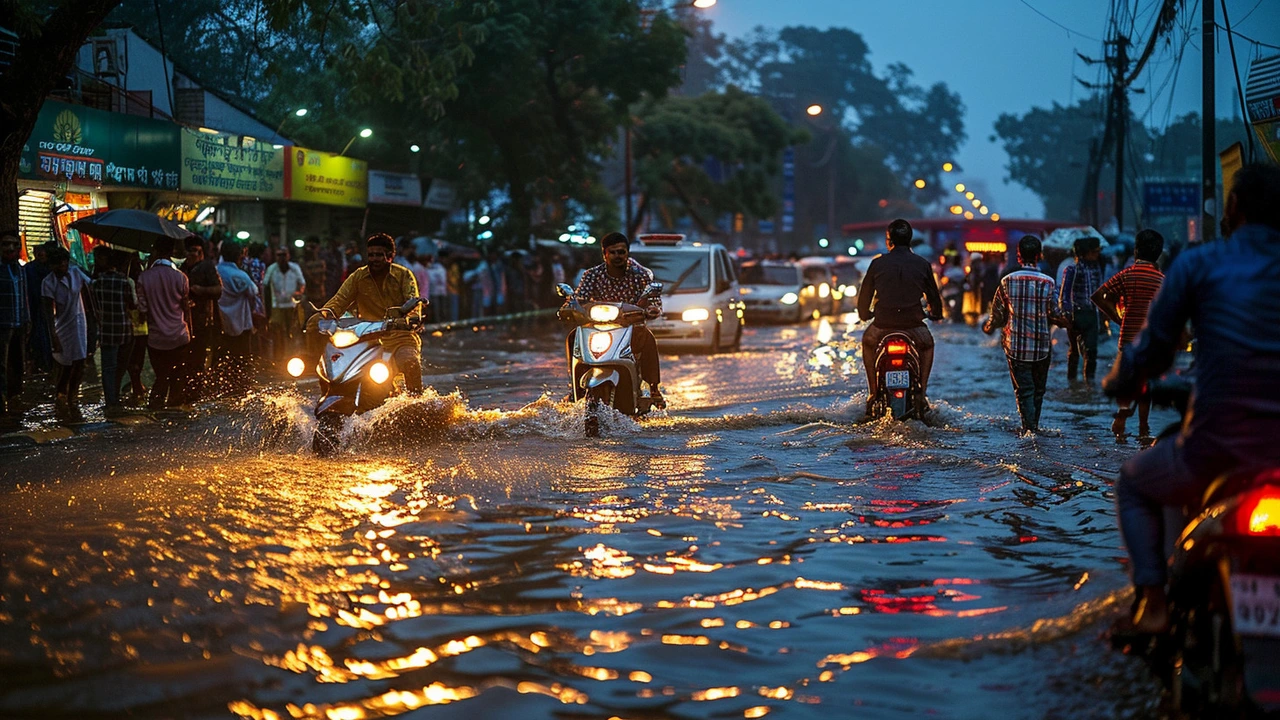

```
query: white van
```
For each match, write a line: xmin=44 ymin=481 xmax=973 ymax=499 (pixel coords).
xmin=629 ymin=234 xmax=744 ymax=353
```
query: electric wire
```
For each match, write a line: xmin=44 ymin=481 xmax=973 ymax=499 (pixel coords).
xmin=1019 ymin=0 xmax=1104 ymax=42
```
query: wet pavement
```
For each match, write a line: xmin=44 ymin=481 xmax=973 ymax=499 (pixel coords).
xmin=0 ymin=317 xmax=1172 ymax=719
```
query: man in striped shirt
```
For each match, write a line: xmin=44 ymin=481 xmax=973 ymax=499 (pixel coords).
xmin=984 ymin=235 xmax=1064 ymax=433
xmin=1093 ymin=229 xmax=1164 ymax=438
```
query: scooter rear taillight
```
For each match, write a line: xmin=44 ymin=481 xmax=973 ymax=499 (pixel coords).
xmin=1238 ymin=486 xmax=1280 ymax=536
xmin=885 ymin=342 xmax=908 ymax=355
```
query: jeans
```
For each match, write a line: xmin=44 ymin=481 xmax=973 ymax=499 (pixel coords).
xmin=148 ymin=343 xmax=189 ymax=409
xmin=1007 ymin=355 xmax=1050 ymax=432
xmin=1067 ymin=309 xmax=1099 ymax=381
xmin=1116 ymin=437 xmax=1205 ymax=587
xmin=0 ymin=325 xmax=25 ymax=411
xmin=861 ymin=323 xmax=935 ymax=398
xmin=99 ymin=343 xmax=124 ymax=407
xmin=447 ymin=295 xmax=460 ymax=322
xmin=392 ymin=345 xmax=423 ymax=394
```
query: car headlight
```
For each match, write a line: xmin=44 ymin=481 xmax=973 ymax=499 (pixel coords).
xmin=331 ymin=329 xmax=359 ymax=348
xmin=369 ymin=361 xmax=391 ymax=384
xmin=286 ymin=357 xmax=306 ymax=378
xmin=780 ymin=292 xmax=798 ymax=305
xmin=589 ymin=331 xmax=613 ymax=358
xmin=682 ymin=308 xmax=710 ymax=322
xmin=739 ymin=287 xmax=753 ymax=295
xmin=589 ymin=305 xmax=620 ymax=323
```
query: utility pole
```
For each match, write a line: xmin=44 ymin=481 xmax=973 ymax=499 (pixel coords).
xmin=1112 ymin=36 xmax=1129 ymax=232
xmin=1201 ymin=0 xmax=1216 ymax=242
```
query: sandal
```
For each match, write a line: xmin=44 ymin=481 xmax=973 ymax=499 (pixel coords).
xmin=1111 ymin=406 xmax=1135 ymax=436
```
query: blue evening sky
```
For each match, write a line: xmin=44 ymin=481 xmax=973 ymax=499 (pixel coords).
xmin=699 ymin=0 xmax=1280 ymax=219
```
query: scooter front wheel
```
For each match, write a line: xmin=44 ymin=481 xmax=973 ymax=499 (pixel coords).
xmin=585 ymin=384 xmax=613 ymax=438
xmin=312 ymin=414 xmax=345 ymax=457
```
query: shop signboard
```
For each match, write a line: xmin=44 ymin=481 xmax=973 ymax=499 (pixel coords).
xmin=1246 ymin=55 xmax=1280 ymax=164
xmin=422 ymin=178 xmax=457 ymax=211
xmin=19 ymin=99 xmax=180 ymax=190
xmin=284 ymin=147 xmax=367 ymax=207
xmin=181 ymin=128 xmax=284 ymax=198
xmin=368 ymin=170 xmax=422 ymax=206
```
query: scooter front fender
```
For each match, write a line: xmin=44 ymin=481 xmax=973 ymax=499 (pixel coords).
xmin=583 ymin=368 xmax=621 ymax=389
xmin=316 ymin=395 xmax=356 ymax=416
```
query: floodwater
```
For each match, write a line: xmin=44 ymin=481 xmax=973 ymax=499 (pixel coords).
xmin=0 ymin=318 xmax=1170 ymax=719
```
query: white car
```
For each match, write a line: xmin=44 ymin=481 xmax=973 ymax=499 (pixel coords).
xmin=739 ymin=261 xmax=822 ymax=323
xmin=629 ymin=234 xmax=744 ymax=353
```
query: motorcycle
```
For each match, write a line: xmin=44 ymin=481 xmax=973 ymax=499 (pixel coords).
xmin=1110 ymin=376 xmax=1280 ymax=716
xmin=556 ymin=281 xmax=662 ymax=437
xmin=288 ymin=297 xmax=426 ymax=456
xmin=865 ymin=329 xmax=927 ymax=421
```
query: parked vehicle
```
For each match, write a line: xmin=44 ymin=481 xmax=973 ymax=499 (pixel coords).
xmin=831 ymin=258 xmax=863 ymax=314
xmin=556 ymin=281 xmax=662 ymax=437
xmin=288 ymin=298 xmax=426 ymax=456
xmin=1112 ymin=378 xmax=1280 ymax=716
xmin=739 ymin=260 xmax=821 ymax=323
xmin=630 ymin=234 xmax=744 ymax=353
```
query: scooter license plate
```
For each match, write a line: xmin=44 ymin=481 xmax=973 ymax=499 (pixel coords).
xmin=885 ymin=371 xmax=911 ymax=389
xmin=1231 ymin=573 xmax=1280 ymax=637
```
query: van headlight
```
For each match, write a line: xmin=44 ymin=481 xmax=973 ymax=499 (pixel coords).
xmin=286 ymin=357 xmax=306 ymax=377
xmin=331 ymin=329 xmax=359 ymax=348
xmin=819 ymin=283 xmax=830 ymax=298
xmin=589 ymin=305 xmax=620 ymax=323
xmin=369 ymin=362 xmax=391 ymax=384
xmin=682 ymin=308 xmax=710 ymax=322
xmin=588 ymin=331 xmax=613 ymax=358
xmin=780 ymin=292 xmax=798 ymax=305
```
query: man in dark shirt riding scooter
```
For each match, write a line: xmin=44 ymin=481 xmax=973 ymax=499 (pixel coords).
xmin=857 ymin=219 xmax=944 ymax=420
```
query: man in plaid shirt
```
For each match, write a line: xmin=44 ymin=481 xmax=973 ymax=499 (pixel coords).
xmin=984 ymin=235 xmax=1064 ymax=433
xmin=91 ymin=249 xmax=136 ymax=414
xmin=565 ymin=232 xmax=665 ymax=408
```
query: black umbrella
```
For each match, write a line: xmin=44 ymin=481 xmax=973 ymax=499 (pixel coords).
xmin=69 ymin=209 xmax=196 ymax=253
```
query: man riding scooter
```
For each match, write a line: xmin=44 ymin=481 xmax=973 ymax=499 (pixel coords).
xmin=565 ymin=232 xmax=665 ymax=409
xmin=1105 ymin=162 xmax=1280 ymax=634
xmin=307 ymin=233 xmax=424 ymax=393
xmin=857 ymin=219 xmax=944 ymax=420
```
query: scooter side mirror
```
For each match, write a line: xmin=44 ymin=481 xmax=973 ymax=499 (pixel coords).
xmin=556 ymin=283 xmax=575 ymax=298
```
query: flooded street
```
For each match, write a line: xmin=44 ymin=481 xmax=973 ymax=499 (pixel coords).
xmin=0 ymin=318 xmax=1170 ymax=719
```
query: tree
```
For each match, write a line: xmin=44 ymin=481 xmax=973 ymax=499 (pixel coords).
xmin=631 ymin=85 xmax=806 ymax=235
xmin=1 ymin=0 xmax=125 ymax=233
xmin=724 ymin=26 xmax=966 ymax=203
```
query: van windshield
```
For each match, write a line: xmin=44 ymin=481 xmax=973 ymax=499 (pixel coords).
xmin=741 ymin=265 xmax=799 ymax=286
xmin=630 ymin=251 xmax=709 ymax=294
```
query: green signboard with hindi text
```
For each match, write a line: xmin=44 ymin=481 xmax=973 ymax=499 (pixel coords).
xmin=180 ymin=128 xmax=285 ymax=198
xmin=19 ymin=100 xmax=180 ymax=190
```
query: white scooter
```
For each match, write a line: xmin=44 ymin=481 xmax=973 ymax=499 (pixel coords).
xmin=556 ymin=282 xmax=662 ymax=437
xmin=287 ymin=297 xmax=425 ymax=455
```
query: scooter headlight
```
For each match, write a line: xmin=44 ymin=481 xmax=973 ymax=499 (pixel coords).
xmin=369 ymin=361 xmax=391 ymax=384
xmin=588 ymin=331 xmax=613 ymax=358
xmin=589 ymin=305 xmax=620 ymax=323
xmin=331 ymin=329 xmax=359 ymax=348
xmin=286 ymin=357 xmax=306 ymax=378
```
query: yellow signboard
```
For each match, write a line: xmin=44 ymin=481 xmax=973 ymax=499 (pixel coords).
xmin=285 ymin=147 xmax=368 ymax=207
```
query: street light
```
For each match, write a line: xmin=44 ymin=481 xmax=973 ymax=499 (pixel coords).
xmin=955 ymin=183 xmax=965 ymax=192
xmin=942 ymin=162 xmax=954 ymax=172
xmin=693 ymin=0 xmax=717 ymax=7
xmin=271 ymin=107 xmax=309 ymax=143
xmin=913 ymin=179 xmax=926 ymax=189
xmin=340 ymin=127 xmax=373 ymax=156
xmin=806 ymin=104 xmax=824 ymax=117
xmin=979 ymin=206 xmax=989 ymax=215
xmin=965 ymin=191 xmax=975 ymax=200
xmin=410 ymin=144 xmax=420 ymax=153
xmin=949 ymin=205 xmax=963 ymax=215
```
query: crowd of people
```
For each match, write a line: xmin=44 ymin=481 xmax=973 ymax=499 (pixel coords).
xmin=0 ymin=227 xmax=603 ymax=422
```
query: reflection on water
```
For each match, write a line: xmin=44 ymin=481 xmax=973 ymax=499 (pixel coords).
xmin=0 ymin=324 xmax=1162 ymax=719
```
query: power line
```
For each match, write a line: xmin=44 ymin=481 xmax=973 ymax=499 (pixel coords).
xmin=1019 ymin=0 xmax=1103 ymax=42
xmin=1215 ymin=23 xmax=1280 ymax=51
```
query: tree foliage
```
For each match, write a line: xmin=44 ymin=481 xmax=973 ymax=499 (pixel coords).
xmin=633 ymin=86 xmax=806 ymax=235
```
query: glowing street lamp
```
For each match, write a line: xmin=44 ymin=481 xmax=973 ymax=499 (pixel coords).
xmin=692 ymin=0 xmax=717 ymax=7
xmin=913 ymin=179 xmax=926 ymax=189
xmin=971 ymin=198 xmax=981 ymax=208
xmin=949 ymin=205 xmax=963 ymax=215
xmin=340 ymin=127 xmax=373 ymax=156
xmin=806 ymin=104 xmax=824 ymax=117
xmin=965 ymin=191 xmax=975 ymax=200
xmin=955 ymin=183 xmax=965 ymax=192
xmin=410 ymin=144 xmax=420 ymax=153
xmin=272 ymin=107 xmax=309 ymax=142
xmin=942 ymin=162 xmax=954 ymax=172
xmin=979 ymin=206 xmax=989 ymax=215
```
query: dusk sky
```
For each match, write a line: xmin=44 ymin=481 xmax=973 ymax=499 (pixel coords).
xmin=698 ymin=0 xmax=1280 ymax=219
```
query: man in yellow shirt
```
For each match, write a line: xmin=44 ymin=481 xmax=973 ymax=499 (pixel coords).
xmin=311 ymin=233 xmax=424 ymax=393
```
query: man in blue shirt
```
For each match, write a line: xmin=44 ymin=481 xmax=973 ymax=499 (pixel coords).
xmin=1059 ymin=236 xmax=1104 ymax=384
xmin=1106 ymin=163 xmax=1280 ymax=633
xmin=0 ymin=230 xmax=29 ymax=417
